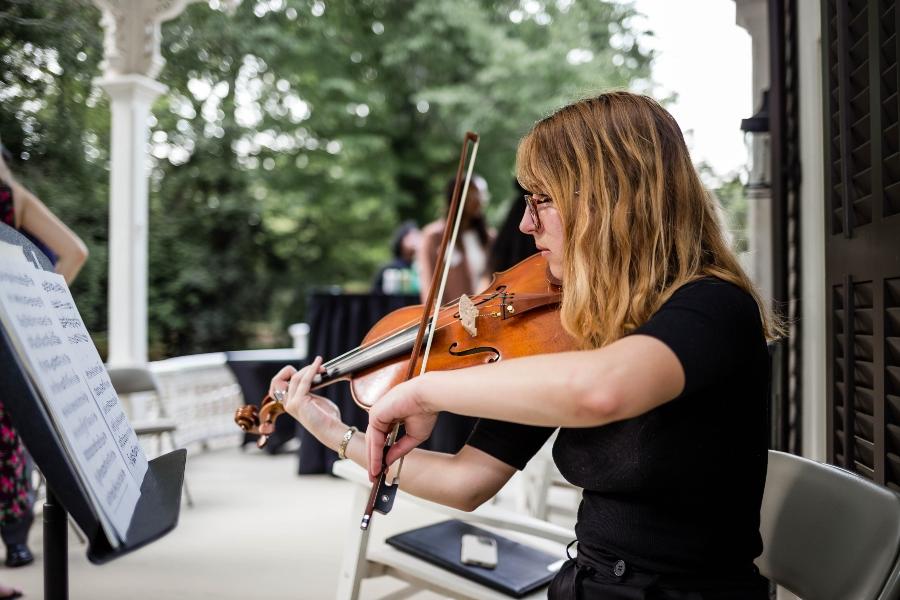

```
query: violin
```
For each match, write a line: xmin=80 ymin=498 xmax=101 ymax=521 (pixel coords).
xmin=234 ymin=252 xmax=575 ymax=442
xmin=235 ymin=132 xmax=575 ymax=530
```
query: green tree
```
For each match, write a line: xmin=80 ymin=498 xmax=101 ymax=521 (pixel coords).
xmin=715 ymin=174 xmax=749 ymax=255
xmin=0 ymin=0 xmax=110 ymax=351
xmin=2 ymin=0 xmax=653 ymax=358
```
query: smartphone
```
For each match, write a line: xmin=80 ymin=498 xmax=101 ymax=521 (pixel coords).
xmin=460 ymin=533 xmax=498 ymax=569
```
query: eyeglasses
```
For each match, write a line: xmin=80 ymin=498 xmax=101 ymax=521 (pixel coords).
xmin=523 ymin=193 xmax=553 ymax=231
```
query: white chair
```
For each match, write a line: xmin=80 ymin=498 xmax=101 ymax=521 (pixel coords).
xmin=107 ymin=366 xmax=194 ymax=507
xmin=757 ymin=450 xmax=900 ymax=599
xmin=332 ymin=459 xmax=573 ymax=600
xmin=514 ymin=436 xmax=580 ymax=523
xmin=336 ymin=450 xmax=900 ymax=600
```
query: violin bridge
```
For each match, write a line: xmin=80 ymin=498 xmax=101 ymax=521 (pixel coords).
xmin=458 ymin=294 xmax=478 ymax=337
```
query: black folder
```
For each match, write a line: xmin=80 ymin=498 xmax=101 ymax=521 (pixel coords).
xmin=385 ymin=519 xmax=561 ymax=597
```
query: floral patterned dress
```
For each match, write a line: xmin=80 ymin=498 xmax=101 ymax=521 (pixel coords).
xmin=0 ymin=183 xmax=36 ymax=525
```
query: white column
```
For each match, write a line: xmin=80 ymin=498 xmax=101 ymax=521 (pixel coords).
xmin=96 ymin=75 xmax=166 ymax=366
xmin=92 ymin=0 xmax=199 ymax=365
xmin=735 ymin=0 xmax=770 ymax=107
xmin=797 ymin=0 xmax=826 ymax=463
xmin=735 ymin=0 xmax=773 ymax=304
xmin=747 ymin=184 xmax=774 ymax=303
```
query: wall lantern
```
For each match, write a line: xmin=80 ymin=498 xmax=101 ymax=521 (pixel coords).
xmin=740 ymin=89 xmax=770 ymax=189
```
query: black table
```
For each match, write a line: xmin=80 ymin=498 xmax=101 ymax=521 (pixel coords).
xmin=225 ymin=292 xmax=479 ymax=471
xmin=226 ymin=348 xmax=305 ymax=452
xmin=297 ymin=291 xmax=478 ymax=474
xmin=297 ymin=292 xmax=418 ymax=473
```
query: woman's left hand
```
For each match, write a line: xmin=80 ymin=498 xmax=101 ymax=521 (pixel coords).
xmin=366 ymin=377 xmax=438 ymax=480
xmin=269 ymin=357 xmax=341 ymax=440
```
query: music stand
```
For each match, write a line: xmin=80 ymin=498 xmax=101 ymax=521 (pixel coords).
xmin=0 ymin=224 xmax=185 ymax=599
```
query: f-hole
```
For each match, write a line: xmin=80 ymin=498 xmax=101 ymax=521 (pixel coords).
xmin=448 ymin=342 xmax=500 ymax=363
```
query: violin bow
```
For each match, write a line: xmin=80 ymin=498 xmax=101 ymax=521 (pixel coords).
xmin=360 ymin=132 xmax=480 ymax=530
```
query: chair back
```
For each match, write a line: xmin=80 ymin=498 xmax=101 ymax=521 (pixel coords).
xmin=107 ymin=366 xmax=159 ymax=395
xmin=757 ymin=450 xmax=900 ymax=600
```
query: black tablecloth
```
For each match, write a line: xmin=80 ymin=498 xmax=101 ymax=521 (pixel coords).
xmin=226 ymin=349 xmax=305 ymax=452
xmin=297 ymin=292 xmax=416 ymax=473
xmin=297 ymin=291 xmax=477 ymax=474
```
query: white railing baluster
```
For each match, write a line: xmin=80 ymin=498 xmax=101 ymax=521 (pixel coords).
xmin=148 ymin=352 xmax=244 ymax=450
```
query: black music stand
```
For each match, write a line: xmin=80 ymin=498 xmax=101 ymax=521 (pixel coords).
xmin=0 ymin=224 xmax=185 ymax=599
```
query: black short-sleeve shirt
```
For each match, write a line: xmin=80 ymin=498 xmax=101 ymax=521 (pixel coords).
xmin=466 ymin=278 xmax=769 ymax=576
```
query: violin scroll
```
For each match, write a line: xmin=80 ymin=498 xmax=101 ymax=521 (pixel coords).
xmin=234 ymin=394 xmax=286 ymax=449
xmin=234 ymin=404 xmax=258 ymax=433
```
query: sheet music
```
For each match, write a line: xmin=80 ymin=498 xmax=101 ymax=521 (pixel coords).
xmin=35 ymin=270 xmax=149 ymax=485
xmin=0 ymin=245 xmax=142 ymax=543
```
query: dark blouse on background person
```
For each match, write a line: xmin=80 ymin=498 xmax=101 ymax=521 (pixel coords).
xmin=467 ymin=278 xmax=770 ymax=594
xmin=372 ymin=220 xmax=421 ymax=295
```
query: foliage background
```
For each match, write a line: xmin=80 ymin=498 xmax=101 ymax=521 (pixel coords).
xmin=0 ymin=0 xmax=743 ymax=359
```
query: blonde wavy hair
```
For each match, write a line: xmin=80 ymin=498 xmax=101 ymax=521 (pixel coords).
xmin=516 ymin=91 xmax=778 ymax=349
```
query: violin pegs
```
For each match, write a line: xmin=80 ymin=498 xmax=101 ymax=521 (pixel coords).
xmin=234 ymin=405 xmax=260 ymax=432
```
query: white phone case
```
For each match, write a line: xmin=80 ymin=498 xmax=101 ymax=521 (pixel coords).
xmin=460 ymin=533 xmax=498 ymax=569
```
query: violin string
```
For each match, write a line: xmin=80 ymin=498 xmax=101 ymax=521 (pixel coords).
xmin=318 ymin=291 xmax=493 ymax=374
xmin=325 ymin=323 xmax=424 ymax=376
xmin=319 ymin=291 xmax=559 ymax=379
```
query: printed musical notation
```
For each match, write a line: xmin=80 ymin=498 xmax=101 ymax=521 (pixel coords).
xmin=61 ymin=392 xmax=90 ymax=418
xmin=17 ymin=314 xmax=52 ymax=328
xmin=27 ymin=332 xmax=61 ymax=349
xmin=58 ymin=317 xmax=81 ymax=329
xmin=0 ymin=272 xmax=34 ymax=287
xmin=49 ymin=299 xmax=74 ymax=311
xmin=37 ymin=270 xmax=148 ymax=484
xmin=50 ymin=372 xmax=81 ymax=395
xmin=67 ymin=333 xmax=90 ymax=345
xmin=41 ymin=280 xmax=65 ymax=294
xmin=7 ymin=293 xmax=42 ymax=308
xmin=0 ymin=251 xmax=146 ymax=543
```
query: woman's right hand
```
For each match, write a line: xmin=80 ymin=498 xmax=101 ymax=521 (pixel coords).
xmin=269 ymin=357 xmax=342 ymax=440
xmin=366 ymin=375 xmax=437 ymax=480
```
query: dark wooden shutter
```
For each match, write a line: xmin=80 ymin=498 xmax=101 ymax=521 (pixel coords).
xmin=888 ymin=278 xmax=900 ymax=488
xmin=770 ymin=0 xmax=802 ymax=454
xmin=824 ymin=0 xmax=900 ymax=489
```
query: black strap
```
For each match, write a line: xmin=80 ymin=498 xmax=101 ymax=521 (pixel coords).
xmin=547 ymin=540 xmax=596 ymax=600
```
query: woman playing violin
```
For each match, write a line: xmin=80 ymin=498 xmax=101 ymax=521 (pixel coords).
xmin=271 ymin=91 xmax=776 ymax=599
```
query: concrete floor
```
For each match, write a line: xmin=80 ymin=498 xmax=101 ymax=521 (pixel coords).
xmin=0 ymin=443 xmax=466 ymax=600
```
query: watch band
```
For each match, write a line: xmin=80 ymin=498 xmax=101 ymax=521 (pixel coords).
xmin=338 ymin=426 xmax=358 ymax=460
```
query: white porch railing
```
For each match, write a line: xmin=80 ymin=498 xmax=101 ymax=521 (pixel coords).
xmin=149 ymin=352 xmax=244 ymax=449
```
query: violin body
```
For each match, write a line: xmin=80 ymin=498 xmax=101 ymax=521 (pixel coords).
xmin=234 ymin=253 xmax=575 ymax=439
xmin=348 ymin=252 xmax=574 ymax=409
xmin=234 ymin=132 xmax=569 ymax=528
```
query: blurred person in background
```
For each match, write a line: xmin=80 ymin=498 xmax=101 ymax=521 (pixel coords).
xmin=487 ymin=178 xmax=541 ymax=275
xmin=0 ymin=142 xmax=87 ymax=283
xmin=371 ymin=220 xmax=421 ymax=295
xmin=414 ymin=174 xmax=494 ymax=453
xmin=0 ymin=138 xmax=87 ymax=589
xmin=416 ymin=174 xmax=494 ymax=305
